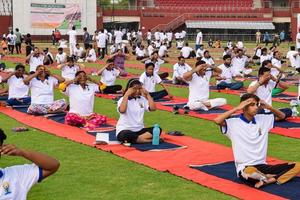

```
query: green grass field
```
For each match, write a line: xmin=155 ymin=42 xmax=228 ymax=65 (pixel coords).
xmin=1 ymin=42 xmax=299 ymax=199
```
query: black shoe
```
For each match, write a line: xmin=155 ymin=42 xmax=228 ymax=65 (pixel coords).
xmin=173 ymin=105 xmax=179 ymax=114
xmin=183 ymin=106 xmax=189 ymax=114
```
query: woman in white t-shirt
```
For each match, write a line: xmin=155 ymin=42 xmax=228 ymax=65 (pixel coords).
xmin=24 ymin=65 xmax=66 ymax=115
xmin=139 ymin=62 xmax=172 ymax=101
xmin=61 ymin=71 xmax=107 ymax=130
xmin=57 ymin=56 xmax=84 ymax=81
xmin=1 ymin=64 xmax=31 ymax=106
xmin=97 ymin=58 xmax=122 ymax=94
xmin=116 ymin=78 xmax=160 ymax=143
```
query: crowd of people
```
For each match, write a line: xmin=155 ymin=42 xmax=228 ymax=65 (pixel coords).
xmin=1 ymin=25 xmax=300 ymax=198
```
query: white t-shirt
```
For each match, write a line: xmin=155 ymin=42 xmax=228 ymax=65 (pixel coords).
xmin=271 ymin=58 xmax=281 ymax=77
xmin=196 ymin=32 xmax=203 ymax=45
xmin=7 ymin=75 xmax=29 ymax=99
xmin=217 ymin=64 xmax=234 ymax=84
xmin=154 ymin=41 xmax=161 ymax=48
xmin=97 ymin=33 xmax=107 ymax=48
xmin=7 ymin=34 xmax=17 ymax=45
xmin=100 ymin=68 xmax=120 ymax=86
xmin=139 ymin=72 xmax=162 ymax=93
xmin=172 ymin=63 xmax=192 ymax=80
xmin=294 ymin=54 xmax=300 ymax=69
xmin=187 ymin=72 xmax=211 ymax=106
xmin=65 ymin=83 xmax=99 ymax=116
xmin=166 ymin=32 xmax=173 ymax=42
xmin=180 ymin=46 xmax=193 ymax=58
xmin=67 ymin=30 xmax=77 ymax=44
xmin=114 ymin=31 xmax=123 ymax=44
xmin=286 ymin=50 xmax=297 ymax=68
xmin=174 ymin=32 xmax=180 ymax=39
xmin=61 ymin=65 xmax=80 ymax=80
xmin=29 ymin=77 xmax=58 ymax=104
xmin=249 ymin=80 xmax=276 ymax=106
xmin=296 ymin=32 xmax=300 ymax=49
xmin=116 ymin=96 xmax=149 ymax=135
xmin=181 ymin=30 xmax=187 ymax=38
xmin=55 ymin=53 xmax=67 ymax=64
xmin=196 ymin=48 xmax=205 ymax=58
xmin=147 ymin=32 xmax=152 ymax=40
xmin=231 ymin=56 xmax=248 ymax=76
xmin=154 ymin=32 xmax=160 ymax=41
xmin=0 ymin=164 xmax=42 ymax=200
xmin=222 ymin=114 xmax=274 ymax=175
xmin=260 ymin=54 xmax=272 ymax=64
xmin=145 ymin=59 xmax=164 ymax=74
xmin=158 ymin=45 xmax=167 ymax=57
xmin=147 ymin=45 xmax=154 ymax=56
xmin=74 ymin=47 xmax=84 ymax=57
xmin=29 ymin=55 xmax=45 ymax=72
xmin=87 ymin=49 xmax=96 ymax=62
xmin=201 ymin=57 xmax=215 ymax=66
xmin=136 ymin=47 xmax=146 ymax=57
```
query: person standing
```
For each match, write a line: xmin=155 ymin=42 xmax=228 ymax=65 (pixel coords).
xmin=195 ymin=29 xmax=203 ymax=50
xmin=96 ymin=29 xmax=107 ymax=60
xmin=296 ymin=28 xmax=300 ymax=51
xmin=280 ymin=30 xmax=285 ymax=43
xmin=7 ymin=31 xmax=16 ymax=54
xmin=263 ymin=31 xmax=270 ymax=46
xmin=114 ymin=29 xmax=123 ymax=49
xmin=51 ymin=31 xmax=56 ymax=45
xmin=83 ymin=27 xmax=90 ymax=50
xmin=54 ymin=29 xmax=61 ymax=45
xmin=256 ymin=30 xmax=261 ymax=44
xmin=67 ymin=26 xmax=77 ymax=56
xmin=15 ymin=28 xmax=22 ymax=54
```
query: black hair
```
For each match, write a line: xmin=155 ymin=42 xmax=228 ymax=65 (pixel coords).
xmin=151 ymin=50 xmax=158 ymax=56
xmin=58 ymin=47 xmax=63 ymax=51
xmin=273 ymin=51 xmax=279 ymax=56
xmin=75 ymin=70 xmax=86 ymax=77
xmin=123 ymin=78 xmax=142 ymax=95
xmin=240 ymin=93 xmax=260 ymax=103
xmin=83 ymin=27 xmax=87 ymax=31
xmin=195 ymin=60 xmax=206 ymax=67
xmin=261 ymin=60 xmax=271 ymax=68
xmin=261 ymin=48 xmax=267 ymax=53
xmin=203 ymin=50 xmax=209 ymax=55
xmin=106 ymin=58 xmax=114 ymax=63
xmin=237 ymin=49 xmax=243 ymax=53
xmin=15 ymin=28 xmax=19 ymax=32
xmin=178 ymin=56 xmax=184 ymax=60
xmin=67 ymin=56 xmax=74 ymax=62
xmin=223 ymin=54 xmax=231 ymax=60
xmin=145 ymin=62 xmax=155 ymax=69
xmin=291 ymin=46 xmax=296 ymax=51
xmin=15 ymin=63 xmax=25 ymax=71
xmin=72 ymin=26 xmax=76 ymax=30
xmin=258 ymin=66 xmax=271 ymax=76
xmin=0 ymin=129 xmax=7 ymax=145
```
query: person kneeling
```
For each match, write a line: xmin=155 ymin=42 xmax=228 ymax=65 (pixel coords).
xmin=139 ymin=62 xmax=173 ymax=101
xmin=23 ymin=65 xmax=66 ymax=115
xmin=214 ymin=94 xmax=300 ymax=188
xmin=61 ymin=71 xmax=107 ymax=130
xmin=183 ymin=60 xmax=227 ymax=111
xmin=116 ymin=79 xmax=161 ymax=144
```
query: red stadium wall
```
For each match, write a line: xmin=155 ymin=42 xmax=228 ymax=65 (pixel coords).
xmin=0 ymin=16 xmax=12 ymax=35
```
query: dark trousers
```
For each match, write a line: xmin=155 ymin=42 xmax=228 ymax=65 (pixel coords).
xmin=15 ymin=42 xmax=21 ymax=54
xmin=150 ymin=90 xmax=168 ymax=101
xmin=158 ymin=72 xmax=169 ymax=80
xmin=98 ymin=48 xmax=105 ymax=59
xmin=26 ymin=45 xmax=32 ymax=56
xmin=102 ymin=85 xmax=122 ymax=94
xmin=117 ymin=127 xmax=162 ymax=143
xmin=257 ymin=108 xmax=292 ymax=119
xmin=217 ymin=81 xmax=243 ymax=90
xmin=8 ymin=45 xmax=14 ymax=54
xmin=7 ymin=97 xmax=31 ymax=106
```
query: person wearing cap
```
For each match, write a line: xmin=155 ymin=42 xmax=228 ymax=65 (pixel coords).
xmin=183 ymin=60 xmax=226 ymax=111
xmin=0 ymin=129 xmax=60 ymax=200
xmin=1 ymin=64 xmax=31 ymax=106
xmin=61 ymin=71 xmax=107 ymax=130
xmin=116 ymin=78 xmax=160 ymax=144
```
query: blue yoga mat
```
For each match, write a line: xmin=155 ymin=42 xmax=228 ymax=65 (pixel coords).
xmin=0 ymin=95 xmax=8 ymax=101
xmin=274 ymin=93 xmax=296 ymax=98
xmin=46 ymin=113 xmax=67 ymax=124
xmin=12 ymin=105 xmax=29 ymax=113
xmin=163 ymin=103 xmax=227 ymax=114
xmin=131 ymin=142 xmax=185 ymax=151
xmin=191 ymin=161 xmax=300 ymax=200
xmin=274 ymin=121 xmax=300 ymax=128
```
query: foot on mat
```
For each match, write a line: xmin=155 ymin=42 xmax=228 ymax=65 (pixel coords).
xmin=173 ymin=105 xmax=179 ymax=114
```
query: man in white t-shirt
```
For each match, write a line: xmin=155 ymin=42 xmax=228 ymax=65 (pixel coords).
xmin=293 ymin=48 xmax=300 ymax=72
xmin=231 ymin=49 xmax=252 ymax=77
xmin=214 ymin=93 xmax=300 ymax=188
xmin=260 ymin=48 xmax=272 ymax=64
xmin=57 ymin=56 xmax=83 ymax=80
xmin=74 ymin=44 xmax=84 ymax=60
xmin=296 ymin=28 xmax=300 ymax=50
xmin=85 ymin=45 xmax=97 ymax=63
xmin=271 ymin=51 xmax=285 ymax=78
xmin=180 ymin=42 xmax=195 ymax=59
xmin=174 ymin=32 xmax=180 ymax=41
xmin=114 ymin=29 xmax=123 ymax=49
xmin=158 ymin=43 xmax=168 ymax=58
xmin=146 ymin=30 xmax=152 ymax=46
xmin=97 ymin=29 xmax=107 ymax=59
xmin=0 ymin=129 xmax=59 ymax=200
xmin=154 ymin=30 xmax=160 ymax=41
xmin=195 ymin=29 xmax=203 ymax=50
xmin=136 ymin=45 xmax=147 ymax=60
xmin=196 ymin=45 xmax=205 ymax=59
xmin=172 ymin=56 xmax=192 ymax=84
xmin=286 ymin=46 xmax=297 ymax=68
xmin=67 ymin=26 xmax=77 ymax=56
xmin=166 ymin=31 xmax=173 ymax=48
xmin=183 ymin=60 xmax=226 ymax=111
xmin=25 ymin=47 xmax=45 ymax=73
xmin=55 ymin=48 xmax=67 ymax=64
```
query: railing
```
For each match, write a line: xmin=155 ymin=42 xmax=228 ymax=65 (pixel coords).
xmin=151 ymin=14 xmax=185 ymax=32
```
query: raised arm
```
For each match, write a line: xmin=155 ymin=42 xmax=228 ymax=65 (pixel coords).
xmin=183 ymin=64 xmax=205 ymax=81
xmin=1 ymin=71 xmax=16 ymax=83
xmin=97 ymin=64 xmax=109 ymax=76
xmin=141 ymin=87 xmax=156 ymax=111
xmin=260 ymin=100 xmax=285 ymax=121
xmin=0 ymin=144 xmax=60 ymax=179
xmin=45 ymin=68 xmax=65 ymax=83
xmin=23 ymin=71 xmax=38 ymax=85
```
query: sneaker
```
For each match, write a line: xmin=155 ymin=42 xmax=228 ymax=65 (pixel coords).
xmin=173 ymin=105 xmax=179 ymax=114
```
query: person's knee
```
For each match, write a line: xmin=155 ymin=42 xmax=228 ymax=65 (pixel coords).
xmin=210 ymin=98 xmax=227 ymax=108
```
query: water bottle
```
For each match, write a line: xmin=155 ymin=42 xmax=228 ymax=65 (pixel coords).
xmin=152 ymin=124 xmax=160 ymax=145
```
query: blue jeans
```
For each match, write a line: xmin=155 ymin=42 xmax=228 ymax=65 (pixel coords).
xmin=7 ymin=97 xmax=31 ymax=106
xmin=217 ymin=81 xmax=243 ymax=90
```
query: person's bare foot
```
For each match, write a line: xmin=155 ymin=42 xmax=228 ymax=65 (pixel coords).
xmin=255 ymin=177 xmax=276 ymax=188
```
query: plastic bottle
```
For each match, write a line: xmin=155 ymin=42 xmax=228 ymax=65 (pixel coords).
xmin=152 ymin=124 xmax=160 ymax=145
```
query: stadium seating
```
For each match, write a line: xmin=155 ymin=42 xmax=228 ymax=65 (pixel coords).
xmin=0 ymin=0 xmax=12 ymax=16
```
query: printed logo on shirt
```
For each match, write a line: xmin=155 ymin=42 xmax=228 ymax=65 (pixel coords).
xmin=2 ymin=182 xmax=11 ymax=195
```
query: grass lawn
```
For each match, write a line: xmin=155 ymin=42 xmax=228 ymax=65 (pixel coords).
xmin=0 ymin=41 xmax=300 ymax=199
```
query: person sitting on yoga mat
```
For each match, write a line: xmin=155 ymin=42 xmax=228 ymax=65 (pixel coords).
xmin=0 ymin=129 xmax=60 ymax=199
xmin=116 ymin=78 xmax=161 ymax=144
xmin=139 ymin=62 xmax=173 ymax=101
xmin=231 ymin=49 xmax=253 ymax=77
xmin=61 ymin=71 xmax=107 ymax=130
xmin=183 ymin=60 xmax=226 ymax=111
xmin=57 ymin=56 xmax=84 ymax=81
xmin=1 ymin=64 xmax=31 ymax=106
xmin=172 ymin=56 xmax=192 ymax=85
xmin=110 ymin=49 xmax=129 ymax=77
xmin=97 ymin=58 xmax=122 ymax=94
xmin=271 ymin=51 xmax=285 ymax=79
xmin=216 ymin=55 xmax=244 ymax=90
xmin=142 ymin=51 xmax=169 ymax=80
xmin=214 ymin=93 xmax=300 ymax=188
xmin=24 ymin=65 xmax=66 ymax=115
xmin=247 ymin=62 xmax=291 ymax=118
